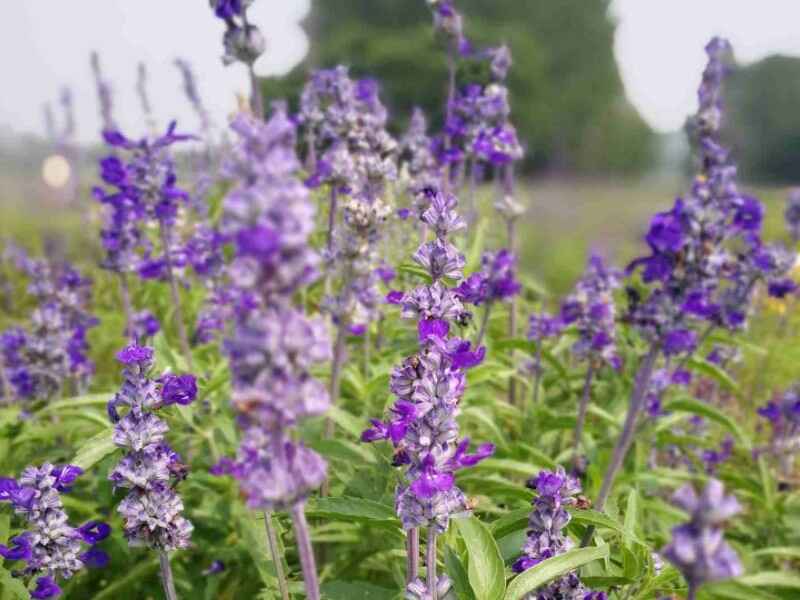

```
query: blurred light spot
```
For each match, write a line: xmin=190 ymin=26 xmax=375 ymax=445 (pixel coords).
xmin=42 ymin=154 xmax=71 ymax=188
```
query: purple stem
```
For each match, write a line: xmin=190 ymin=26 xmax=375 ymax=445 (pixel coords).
xmin=327 ymin=186 xmax=338 ymax=253
xmin=325 ymin=323 xmax=347 ymax=439
xmin=581 ymin=344 xmax=660 ymax=546
xmin=427 ymin=527 xmax=438 ymax=600
xmin=406 ymin=527 xmax=420 ymax=584
xmin=159 ymin=551 xmax=178 ymax=600
xmin=291 ymin=502 xmax=321 ymax=600
xmin=118 ymin=272 xmax=135 ymax=342
xmin=474 ymin=301 xmax=494 ymax=348
xmin=573 ymin=363 xmax=595 ymax=467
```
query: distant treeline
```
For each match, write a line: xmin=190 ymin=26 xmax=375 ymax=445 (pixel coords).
xmin=262 ymin=0 xmax=656 ymax=175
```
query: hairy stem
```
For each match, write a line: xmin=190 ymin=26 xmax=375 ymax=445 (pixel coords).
xmin=291 ymin=502 xmax=321 ymax=600
xmin=474 ymin=301 xmax=494 ymax=348
xmin=406 ymin=527 xmax=420 ymax=584
xmin=0 ymin=353 xmax=14 ymax=404
xmin=159 ymin=223 xmax=193 ymax=370
xmin=159 ymin=551 xmax=179 ymax=600
xmin=362 ymin=327 xmax=370 ymax=377
xmin=248 ymin=64 xmax=264 ymax=118
xmin=582 ymin=344 xmax=659 ymax=546
xmin=507 ymin=214 xmax=518 ymax=406
xmin=264 ymin=511 xmax=290 ymax=600
xmin=306 ymin=130 xmax=317 ymax=173
xmin=573 ymin=364 xmax=595 ymax=467
xmin=326 ymin=186 xmax=338 ymax=252
xmin=427 ymin=527 xmax=438 ymax=600
xmin=118 ymin=272 xmax=135 ymax=341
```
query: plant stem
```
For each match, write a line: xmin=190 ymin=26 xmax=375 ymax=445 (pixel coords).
xmin=326 ymin=186 xmax=338 ymax=252
xmin=264 ymin=511 xmax=290 ymax=600
xmin=507 ymin=213 xmax=518 ymax=406
xmin=531 ymin=305 xmax=546 ymax=405
xmin=687 ymin=583 xmax=698 ymax=600
xmin=474 ymin=301 xmax=494 ymax=348
xmin=159 ymin=551 xmax=178 ymax=600
xmin=306 ymin=130 xmax=317 ymax=173
xmin=291 ymin=502 xmax=321 ymax=600
xmin=442 ymin=45 xmax=456 ymax=193
xmin=362 ymin=327 xmax=370 ymax=377
xmin=118 ymin=272 xmax=135 ymax=341
xmin=406 ymin=527 xmax=420 ymax=584
xmin=426 ymin=527 xmax=438 ymax=600
xmin=248 ymin=64 xmax=264 ymax=118
xmin=581 ymin=344 xmax=659 ymax=546
xmin=325 ymin=323 xmax=347 ymax=439
xmin=573 ymin=364 xmax=595 ymax=467
xmin=158 ymin=223 xmax=193 ymax=370
xmin=0 ymin=353 xmax=14 ymax=404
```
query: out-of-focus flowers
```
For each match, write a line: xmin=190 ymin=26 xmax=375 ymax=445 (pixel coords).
xmin=662 ymin=479 xmax=742 ymax=593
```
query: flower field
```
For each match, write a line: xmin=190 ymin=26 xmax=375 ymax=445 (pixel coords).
xmin=0 ymin=2 xmax=799 ymax=599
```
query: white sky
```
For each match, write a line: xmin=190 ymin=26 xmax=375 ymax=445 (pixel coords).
xmin=1 ymin=0 xmax=800 ymax=143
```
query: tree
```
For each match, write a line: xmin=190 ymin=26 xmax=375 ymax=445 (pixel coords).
xmin=263 ymin=0 xmax=654 ymax=174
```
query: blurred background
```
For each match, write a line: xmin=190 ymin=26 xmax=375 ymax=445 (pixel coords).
xmin=2 ymin=0 xmax=800 ymax=292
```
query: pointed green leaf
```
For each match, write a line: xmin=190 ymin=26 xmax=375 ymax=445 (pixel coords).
xmin=504 ymin=546 xmax=609 ymax=600
xmin=454 ymin=515 xmax=506 ymax=600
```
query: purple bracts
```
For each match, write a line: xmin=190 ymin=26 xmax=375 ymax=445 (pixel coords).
xmin=214 ymin=105 xmax=332 ymax=511
xmin=512 ymin=468 xmax=606 ymax=599
xmin=0 ymin=463 xmax=110 ymax=598
xmin=363 ymin=188 xmax=494 ymax=533
xmin=662 ymin=479 xmax=743 ymax=590
xmin=107 ymin=344 xmax=194 ymax=551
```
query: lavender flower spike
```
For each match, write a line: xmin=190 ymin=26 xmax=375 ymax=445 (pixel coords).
xmin=662 ymin=479 xmax=742 ymax=599
xmin=0 ymin=464 xmax=111 ymax=598
xmin=363 ymin=187 xmax=494 ymax=596
xmin=108 ymin=344 xmax=195 ymax=599
xmin=512 ymin=467 xmax=606 ymax=599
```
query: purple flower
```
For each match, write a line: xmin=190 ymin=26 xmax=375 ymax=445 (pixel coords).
xmin=768 ymin=278 xmax=797 ymax=298
xmin=31 ymin=577 xmax=61 ymax=599
xmin=79 ymin=547 xmax=110 ymax=569
xmin=663 ymin=329 xmax=697 ymax=356
xmin=418 ymin=318 xmax=450 ymax=341
xmin=77 ymin=521 xmax=111 ymax=545
xmin=160 ymin=374 xmax=198 ymax=406
xmin=116 ymin=344 xmax=154 ymax=366
xmin=0 ymin=535 xmax=31 ymax=561
xmin=662 ymin=479 xmax=742 ymax=591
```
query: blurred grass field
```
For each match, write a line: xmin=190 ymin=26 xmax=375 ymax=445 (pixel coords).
xmin=2 ymin=174 xmax=798 ymax=405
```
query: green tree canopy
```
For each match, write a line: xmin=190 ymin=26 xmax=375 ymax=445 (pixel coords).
xmin=263 ymin=0 xmax=654 ymax=174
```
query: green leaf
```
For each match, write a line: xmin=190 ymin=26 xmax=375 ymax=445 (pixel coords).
xmin=570 ymin=510 xmax=633 ymax=541
xmin=473 ymin=458 xmax=540 ymax=478
xmin=445 ymin=546 xmax=476 ymax=600
xmin=321 ymin=581 xmax=398 ymax=600
xmin=305 ymin=496 xmax=398 ymax=524
xmin=0 ymin=565 xmax=29 ymax=600
xmin=454 ymin=515 xmax=506 ymax=600
xmin=71 ymin=429 xmax=117 ymax=471
xmin=685 ymin=357 xmax=739 ymax=393
xmin=752 ymin=547 xmax=800 ymax=560
xmin=490 ymin=509 xmax=530 ymax=540
xmin=40 ymin=393 xmax=111 ymax=413
xmin=737 ymin=572 xmax=800 ymax=589
xmin=623 ymin=489 xmax=639 ymax=549
xmin=504 ymin=545 xmax=609 ymax=600
xmin=327 ymin=406 xmax=367 ymax=439
xmin=662 ymin=396 xmax=750 ymax=448
xmin=92 ymin=558 xmax=159 ymax=600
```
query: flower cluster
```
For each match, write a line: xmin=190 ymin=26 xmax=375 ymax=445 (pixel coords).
xmin=363 ymin=188 xmax=494 ymax=533
xmin=785 ymin=189 xmax=800 ymax=243
xmin=0 ymin=464 xmax=110 ymax=598
xmin=662 ymin=479 xmax=742 ymax=592
xmin=212 ymin=105 xmax=332 ymax=510
xmin=107 ymin=345 xmax=196 ymax=550
xmin=757 ymin=385 xmax=800 ymax=476
xmin=1 ymin=253 xmax=97 ymax=402
xmin=303 ymin=66 xmax=398 ymax=202
xmin=209 ymin=0 xmax=266 ymax=66
xmin=455 ymin=249 xmax=520 ymax=307
xmin=560 ymin=254 xmax=622 ymax=369
xmin=399 ymin=108 xmax=440 ymax=194
xmin=90 ymin=51 xmax=115 ymax=131
xmin=94 ymin=121 xmax=193 ymax=279
xmin=513 ymin=468 xmax=606 ymax=599
xmin=626 ymin=38 xmax=795 ymax=351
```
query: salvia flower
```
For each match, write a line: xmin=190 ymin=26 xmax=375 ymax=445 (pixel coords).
xmin=0 ymin=464 xmax=110 ymax=598
xmin=626 ymin=38 xmax=793 ymax=351
xmin=455 ymin=249 xmax=521 ymax=307
xmin=107 ymin=344 xmax=194 ymax=550
xmin=209 ymin=0 xmax=265 ymax=66
xmin=757 ymin=385 xmax=800 ymax=477
xmin=512 ymin=467 xmax=605 ymax=599
xmin=214 ymin=104 xmax=332 ymax=512
xmin=363 ymin=188 xmax=494 ymax=537
xmin=662 ymin=479 xmax=743 ymax=593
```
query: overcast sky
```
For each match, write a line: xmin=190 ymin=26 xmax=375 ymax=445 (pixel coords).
xmin=2 ymin=0 xmax=800 ymax=144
